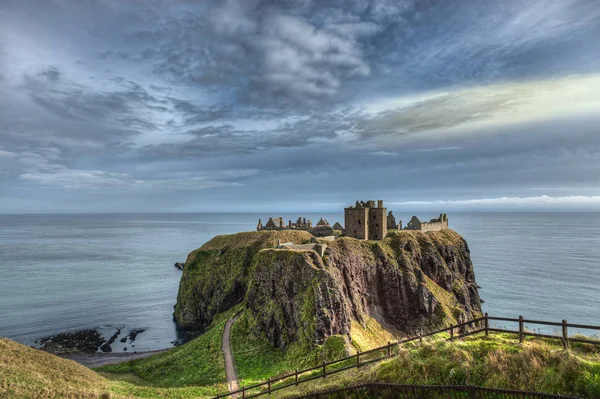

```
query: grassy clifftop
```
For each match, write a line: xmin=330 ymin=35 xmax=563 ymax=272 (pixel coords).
xmin=174 ymin=230 xmax=313 ymax=331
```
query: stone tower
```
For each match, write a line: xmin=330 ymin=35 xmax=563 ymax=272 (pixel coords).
xmin=344 ymin=200 xmax=388 ymax=240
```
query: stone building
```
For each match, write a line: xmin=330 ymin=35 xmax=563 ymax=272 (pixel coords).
xmin=344 ymin=200 xmax=387 ymax=240
xmin=332 ymin=222 xmax=344 ymax=231
xmin=405 ymin=214 xmax=448 ymax=232
xmin=387 ymin=211 xmax=402 ymax=230
xmin=257 ymin=216 xmax=312 ymax=231
xmin=316 ymin=218 xmax=330 ymax=227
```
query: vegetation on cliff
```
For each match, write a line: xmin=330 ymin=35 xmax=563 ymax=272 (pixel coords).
xmin=174 ymin=230 xmax=313 ymax=331
xmin=175 ymin=229 xmax=481 ymax=356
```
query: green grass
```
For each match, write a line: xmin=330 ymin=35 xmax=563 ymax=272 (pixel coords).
xmin=4 ymin=325 xmax=600 ymax=399
xmin=266 ymin=333 xmax=600 ymax=398
xmin=230 ymin=310 xmax=321 ymax=386
xmin=98 ymin=308 xmax=239 ymax=388
xmin=108 ymin=380 xmax=221 ymax=398
xmin=0 ymin=337 xmax=112 ymax=399
xmin=174 ymin=230 xmax=314 ymax=331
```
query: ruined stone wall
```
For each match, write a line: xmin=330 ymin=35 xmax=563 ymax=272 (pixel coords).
xmin=406 ymin=214 xmax=449 ymax=232
xmin=420 ymin=220 xmax=448 ymax=232
xmin=344 ymin=207 xmax=369 ymax=239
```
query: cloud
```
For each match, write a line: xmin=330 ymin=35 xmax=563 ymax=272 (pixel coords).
xmin=18 ymin=165 xmax=257 ymax=190
xmin=412 ymin=147 xmax=461 ymax=153
xmin=0 ymin=149 xmax=18 ymax=158
xmin=360 ymin=74 xmax=600 ymax=138
xmin=1 ymin=0 xmax=600 ymax=212
xmin=20 ymin=168 xmax=132 ymax=188
xmin=390 ymin=195 xmax=600 ymax=209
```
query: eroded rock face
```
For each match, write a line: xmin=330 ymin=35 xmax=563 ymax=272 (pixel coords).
xmin=246 ymin=250 xmax=350 ymax=349
xmin=173 ymin=230 xmax=314 ymax=331
xmin=324 ymin=230 xmax=481 ymax=336
xmin=174 ymin=229 xmax=481 ymax=348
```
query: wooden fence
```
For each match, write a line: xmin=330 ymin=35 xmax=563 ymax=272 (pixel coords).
xmin=294 ymin=383 xmax=578 ymax=399
xmin=212 ymin=314 xmax=600 ymax=399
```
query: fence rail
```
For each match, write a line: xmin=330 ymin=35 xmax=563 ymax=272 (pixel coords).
xmin=212 ymin=314 xmax=600 ymax=399
xmin=294 ymin=383 xmax=578 ymax=399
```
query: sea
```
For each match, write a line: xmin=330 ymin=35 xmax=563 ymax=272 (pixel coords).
xmin=1 ymin=212 xmax=599 ymax=352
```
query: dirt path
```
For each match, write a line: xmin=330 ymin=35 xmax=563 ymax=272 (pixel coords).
xmin=222 ymin=315 xmax=240 ymax=396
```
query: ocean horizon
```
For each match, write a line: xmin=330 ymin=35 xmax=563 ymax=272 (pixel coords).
xmin=1 ymin=212 xmax=599 ymax=352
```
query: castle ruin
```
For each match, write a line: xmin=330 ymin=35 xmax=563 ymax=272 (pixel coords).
xmin=344 ymin=200 xmax=388 ymax=240
xmin=405 ymin=214 xmax=448 ymax=232
xmin=387 ymin=211 xmax=402 ymax=230
xmin=316 ymin=218 xmax=330 ymax=227
xmin=257 ymin=216 xmax=313 ymax=231
xmin=256 ymin=201 xmax=448 ymax=239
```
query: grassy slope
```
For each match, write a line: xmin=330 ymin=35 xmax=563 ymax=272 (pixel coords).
xmin=98 ymin=308 xmax=239 ymax=388
xmin=230 ymin=309 xmax=399 ymax=386
xmin=268 ymin=334 xmax=600 ymax=398
xmin=0 ymin=337 xmax=111 ymax=399
xmin=230 ymin=309 xmax=324 ymax=386
xmin=4 ymin=330 xmax=600 ymax=398
xmin=0 ymin=336 xmax=223 ymax=399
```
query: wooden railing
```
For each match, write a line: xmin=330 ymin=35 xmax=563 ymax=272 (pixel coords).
xmin=294 ymin=383 xmax=578 ymax=399
xmin=212 ymin=314 xmax=600 ymax=399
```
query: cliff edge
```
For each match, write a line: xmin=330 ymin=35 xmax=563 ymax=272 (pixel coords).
xmin=174 ymin=229 xmax=481 ymax=350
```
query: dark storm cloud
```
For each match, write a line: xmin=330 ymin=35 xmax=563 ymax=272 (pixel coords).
xmin=1 ymin=0 xmax=600 ymax=212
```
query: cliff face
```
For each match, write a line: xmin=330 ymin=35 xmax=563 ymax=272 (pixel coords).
xmin=174 ymin=229 xmax=481 ymax=349
xmin=174 ymin=230 xmax=314 ymax=331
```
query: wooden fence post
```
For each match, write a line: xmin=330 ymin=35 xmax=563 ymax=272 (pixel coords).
xmin=357 ymin=350 xmax=360 ymax=366
xmin=562 ymin=320 xmax=569 ymax=349
xmin=387 ymin=341 xmax=391 ymax=357
xmin=295 ymin=369 xmax=299 ymax=386
xmin=242 ymin=386 xmax=245 ymax=398
xmin=323 ymin=360 xmax=327 ymax=378
xmin=519 ymin=315 xmax=524 ymax=343
xmin=450 ymin=327 xmax=454 ymax=340
xmin=419 ymin=334 xmax=422 ymax=346
xmin=484 ymin=313 xmax=489 ymax=336
xmin=268 ymin=378 xmax=271 ymax=395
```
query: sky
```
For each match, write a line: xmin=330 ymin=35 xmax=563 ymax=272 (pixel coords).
xmin=1 ymin=0 xmax=600 ymax=213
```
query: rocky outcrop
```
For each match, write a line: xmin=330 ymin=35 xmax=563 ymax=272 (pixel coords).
xmin=324 ymin=230 xmax=480 ymax=335
xmin=37 ymin=330 xmax=105 ymax=355
xmin=246 ymin=249 xmax=350 ymax=349
xmin=173 ymin=230 xmax=314 ymax=331
xmin=174 ymin=262 xmax=185 ymax=271
xmin=174 ymin=229 xmax=481 ymax=349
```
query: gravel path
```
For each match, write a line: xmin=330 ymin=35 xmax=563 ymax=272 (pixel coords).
xmin=222 ymin=316 xmax=240 ymax=396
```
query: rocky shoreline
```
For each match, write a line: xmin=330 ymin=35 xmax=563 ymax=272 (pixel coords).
xmin=37 ymin=327 xmax=148 ymax=356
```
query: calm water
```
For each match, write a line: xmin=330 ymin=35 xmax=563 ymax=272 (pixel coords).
xmin=1 ymin=212 xmax=599 ymax=351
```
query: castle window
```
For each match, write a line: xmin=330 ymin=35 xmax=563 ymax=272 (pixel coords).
xmin=358 ymin=219 xmax=361 ymax=224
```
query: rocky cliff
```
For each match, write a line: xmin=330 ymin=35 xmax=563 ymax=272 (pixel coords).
xmin=174 ymin=229 xmax=481 ymax=350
